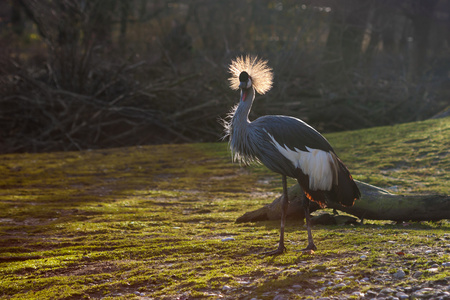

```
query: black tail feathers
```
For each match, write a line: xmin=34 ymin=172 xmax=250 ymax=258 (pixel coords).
xmin=329 ymin=159 xmax=360 ymax=207
xmin=295 ymin=156 xmax=360 ymax=208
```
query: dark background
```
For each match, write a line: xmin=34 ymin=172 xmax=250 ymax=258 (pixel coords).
xmin=0 ymin=0 xmax=449 ymax=153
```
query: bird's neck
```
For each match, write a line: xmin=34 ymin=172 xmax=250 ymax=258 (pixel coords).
xmin=232 ymin=87 xmax=255 ymax=129
xmin=227 ymin=86 xmax=257 ymax=164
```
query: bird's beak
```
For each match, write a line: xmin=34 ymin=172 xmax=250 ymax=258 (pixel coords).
xmin=239 ymin=81 xmax=247 ymax=89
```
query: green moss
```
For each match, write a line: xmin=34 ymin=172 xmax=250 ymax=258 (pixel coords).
xmin=328 ymin=117 xmax=450 ymax=194
xmin=0 ymin=118 xmax=449 ymax=299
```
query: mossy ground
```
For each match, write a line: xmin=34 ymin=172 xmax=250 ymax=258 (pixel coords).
xmin=0 ymin=117 xmax=449 ymax=299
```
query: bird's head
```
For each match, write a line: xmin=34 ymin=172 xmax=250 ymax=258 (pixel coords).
xmin=228 ymin=55 xmax=273 ymax=102
xmin=238 ymin=71 xmax=252 ymax=90
xmin=238 ymin=71 xmax=252 ymax=102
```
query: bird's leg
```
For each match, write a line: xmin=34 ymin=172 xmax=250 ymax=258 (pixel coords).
xmin=263 ymin=175 xmax=288 ymax=256
xmin=302 ymin=194 xmax=317 ymax=251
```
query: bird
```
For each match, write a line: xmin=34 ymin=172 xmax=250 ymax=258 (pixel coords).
xmin=223 ymin=55 xmax=361 ymax=255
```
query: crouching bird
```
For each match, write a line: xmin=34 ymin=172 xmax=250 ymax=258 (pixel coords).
xmin=223 ymin=55 xmax=360 ymax=255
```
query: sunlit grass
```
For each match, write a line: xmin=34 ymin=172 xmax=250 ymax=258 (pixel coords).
xmin=0 ymin=117 xmax=448 ymax=299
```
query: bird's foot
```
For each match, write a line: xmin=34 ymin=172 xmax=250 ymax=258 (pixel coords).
xmin=301 ymin=243 xmax=317 ymax=254
xmin=262 ymin=244 xmax=287 ymax=256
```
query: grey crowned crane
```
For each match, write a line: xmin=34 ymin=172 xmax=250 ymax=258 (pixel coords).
xmin=223 ymin=55 xmax=360 ymax=255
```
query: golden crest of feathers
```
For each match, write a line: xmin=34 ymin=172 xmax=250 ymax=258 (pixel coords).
xmin=228 ymin=55 xmax=273 ymax=95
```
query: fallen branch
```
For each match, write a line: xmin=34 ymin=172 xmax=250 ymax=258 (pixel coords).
xmin=236 ymin=180 xmax=450 ymax=223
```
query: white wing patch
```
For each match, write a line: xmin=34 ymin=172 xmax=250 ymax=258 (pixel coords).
xmin=266 ymin=131 xmax=338 ymax=191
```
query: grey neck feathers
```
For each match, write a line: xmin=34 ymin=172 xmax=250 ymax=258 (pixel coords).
xmin=227 ymin=87 xmax=259 ymax=164
xmin=232 ymin=87 xmax=254 ymax=127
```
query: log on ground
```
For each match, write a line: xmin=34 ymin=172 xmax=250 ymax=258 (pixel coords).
xmin=236 ymin=180 xmax=449 ymax=223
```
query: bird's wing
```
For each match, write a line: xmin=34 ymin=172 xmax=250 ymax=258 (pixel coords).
xmin=252 ymin=115 xmax=334 ymax=153
xmin=251 ymin=115 xmax=338 ymax=192
xmin=251 ymin=115 xmax=360 ymax=206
